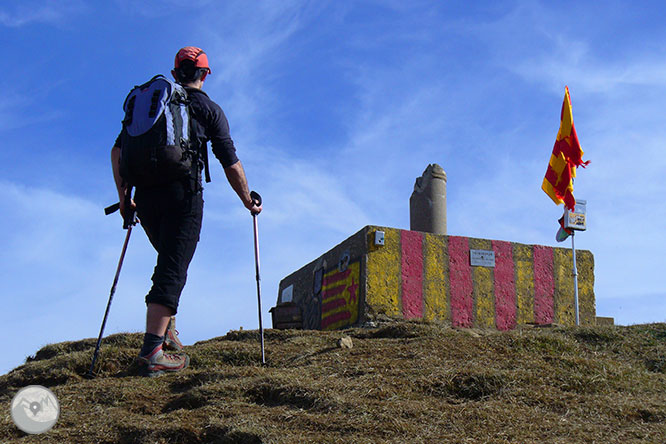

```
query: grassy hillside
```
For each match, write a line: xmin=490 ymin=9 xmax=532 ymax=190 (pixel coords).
xmin=1 ymin=320 xmax=664 ymax=443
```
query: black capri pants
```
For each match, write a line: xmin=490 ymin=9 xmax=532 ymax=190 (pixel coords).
xmin=134 ymin=180 xmax=203 ymax=314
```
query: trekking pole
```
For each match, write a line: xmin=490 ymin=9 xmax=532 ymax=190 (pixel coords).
xmin=250 ymin=191 xmax=265 ymax=365
xmin=86 ymin=199 xmax=135 ymax=378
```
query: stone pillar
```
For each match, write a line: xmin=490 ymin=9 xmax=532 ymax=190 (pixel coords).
xmin=409 ymin=164 xmax=447 ymax=235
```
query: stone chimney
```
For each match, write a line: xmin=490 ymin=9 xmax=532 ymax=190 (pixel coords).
xmin=409 ymin=163 xmax=447 ymax=235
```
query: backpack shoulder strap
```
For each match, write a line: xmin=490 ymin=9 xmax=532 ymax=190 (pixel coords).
xmin=186 ymin=97 xmax=212 ymax=184
xmin=202 ymin=138 xmax=211 ymax=183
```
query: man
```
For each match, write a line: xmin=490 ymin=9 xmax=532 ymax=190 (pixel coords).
xmin=110 ymin=46 xmax=262 ymax=376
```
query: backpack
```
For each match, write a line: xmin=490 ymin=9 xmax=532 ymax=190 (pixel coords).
xmin=119 ymin=75 xmax=197 ymax=187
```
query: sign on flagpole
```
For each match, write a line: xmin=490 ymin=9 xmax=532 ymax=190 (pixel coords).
xmin=564 ymin=199 xmax=587 ymax=231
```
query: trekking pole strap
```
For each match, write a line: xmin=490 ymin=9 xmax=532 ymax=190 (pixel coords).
xmin=105 ymin=203 xmax=120 ymax=215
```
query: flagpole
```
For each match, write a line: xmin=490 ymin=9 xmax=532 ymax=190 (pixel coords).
xmin=571 ymin=230 xmax=580 ymax=326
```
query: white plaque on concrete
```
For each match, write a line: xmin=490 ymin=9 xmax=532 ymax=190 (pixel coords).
xmin=470 ymin=249 xmax=495 ymax=267
xmin=281 ymin=285 xmax=293 ymax=303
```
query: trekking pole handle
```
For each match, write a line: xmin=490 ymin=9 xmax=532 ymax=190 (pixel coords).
xmin=250 ymin=191 xmax=262 ymax=206
xmin=250 ymin=191 xmax=262 ymax=216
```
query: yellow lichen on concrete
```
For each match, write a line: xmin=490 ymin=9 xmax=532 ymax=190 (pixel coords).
xmin=365 ymin=226 xmax=401 ymax=317
xmin=553 ymin=248 xmax=575 ymax=325
xmin=514 ymin=244 xmax=535 ymax=324
xmin=577 ymin=251 xmax=595 ymax=325
xmin=423 ymin=233 xmax=449 ymax=322
xmin=474 ymin=266 xmax=494 ymax=328
xmin=469 ymin=238 xmax=494 ymax=328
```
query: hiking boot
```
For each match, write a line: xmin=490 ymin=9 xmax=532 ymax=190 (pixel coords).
xmin=163 ymin=316 xmax=184 ymax=352
xmin=137 ymin=345 xmax=189 ymax=377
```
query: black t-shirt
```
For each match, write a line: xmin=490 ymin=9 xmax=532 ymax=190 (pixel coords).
xmin=114 ymin=85 xmax=239 ymax=181
xmin=184 ymin=87 xmax=239 ymax=169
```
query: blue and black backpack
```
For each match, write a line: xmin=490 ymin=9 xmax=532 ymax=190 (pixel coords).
xmin=119 ymin=75 xmax=200 ymax=187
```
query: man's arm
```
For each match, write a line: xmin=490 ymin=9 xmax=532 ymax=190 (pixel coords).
xmin=224 ymin=160 xmax=262 ymax=214
xmin=111 ymin=146 xmax=124 ymax=200
xmin=110 ymin=145 xmax=135 ymax=218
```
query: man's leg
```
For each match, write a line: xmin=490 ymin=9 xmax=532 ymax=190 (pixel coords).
xmin=134 ymin=182 xmax=202 ymax=375
xmin=146 ymin=303 xmax=183 ymax=351
xmin=146 ymin=302 xmax=172 ymax=336
xmin=143 ymin=182 xmax=203 ymax=317
xmin=138 ymin=303 xmax=174 ymax=358
xmin=137 ymin=303 xmax=189 ymax=377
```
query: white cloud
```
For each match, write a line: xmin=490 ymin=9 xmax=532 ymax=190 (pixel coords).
xmin=0 ymin=0 xmax=87 ymax=27
xmin=193 ymin=0 xmax=325 ymax=145
xmin=0 ymin=91 xmax=64 ymax=133
xmin=112 ymin=0 xmax=216 ymax=19
xmin=470 ymin=1 xmax=666 ymax=96
xmin=510 ymin=42 xmax=666 ymax=95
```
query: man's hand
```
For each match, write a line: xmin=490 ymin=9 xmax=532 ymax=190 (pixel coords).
xmin=119 ymin=198 xmax=137 ymax=221
xmin=119 ymin=199 xmax=139 ymax=228
xmin=245 ymin=198 xmax=262 ymax=215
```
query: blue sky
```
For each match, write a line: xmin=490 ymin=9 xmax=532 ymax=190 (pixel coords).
xmin=1 ymin=0 xmax=665 ymax=375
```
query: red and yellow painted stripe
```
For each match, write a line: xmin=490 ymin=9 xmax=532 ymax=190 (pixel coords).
xmin=364 ymin=227 xmax=594 ymax=328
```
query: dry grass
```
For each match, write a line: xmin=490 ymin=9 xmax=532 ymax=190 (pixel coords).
xmin=1 ymin=320 xmax=664 ymax=443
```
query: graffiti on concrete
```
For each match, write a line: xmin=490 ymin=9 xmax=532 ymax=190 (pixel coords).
xmin=302 ymin=266 xmax=324 ymax=330
xmin=338 ymin=250 xmax=351 ymax=272
xmin=321 ymin=260 xmax=360 ymax=330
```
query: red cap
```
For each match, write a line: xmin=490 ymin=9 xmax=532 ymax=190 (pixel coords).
xmin=174 ymin=46 xmax=211 ymax=73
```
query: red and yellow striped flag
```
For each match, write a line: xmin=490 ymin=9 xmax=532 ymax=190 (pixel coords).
xmin=542 ymin=86 xmax=589 ymax=210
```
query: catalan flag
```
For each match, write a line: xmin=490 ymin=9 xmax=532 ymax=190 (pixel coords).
xmin=542 ymin=86 xmax=589 ymax=210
